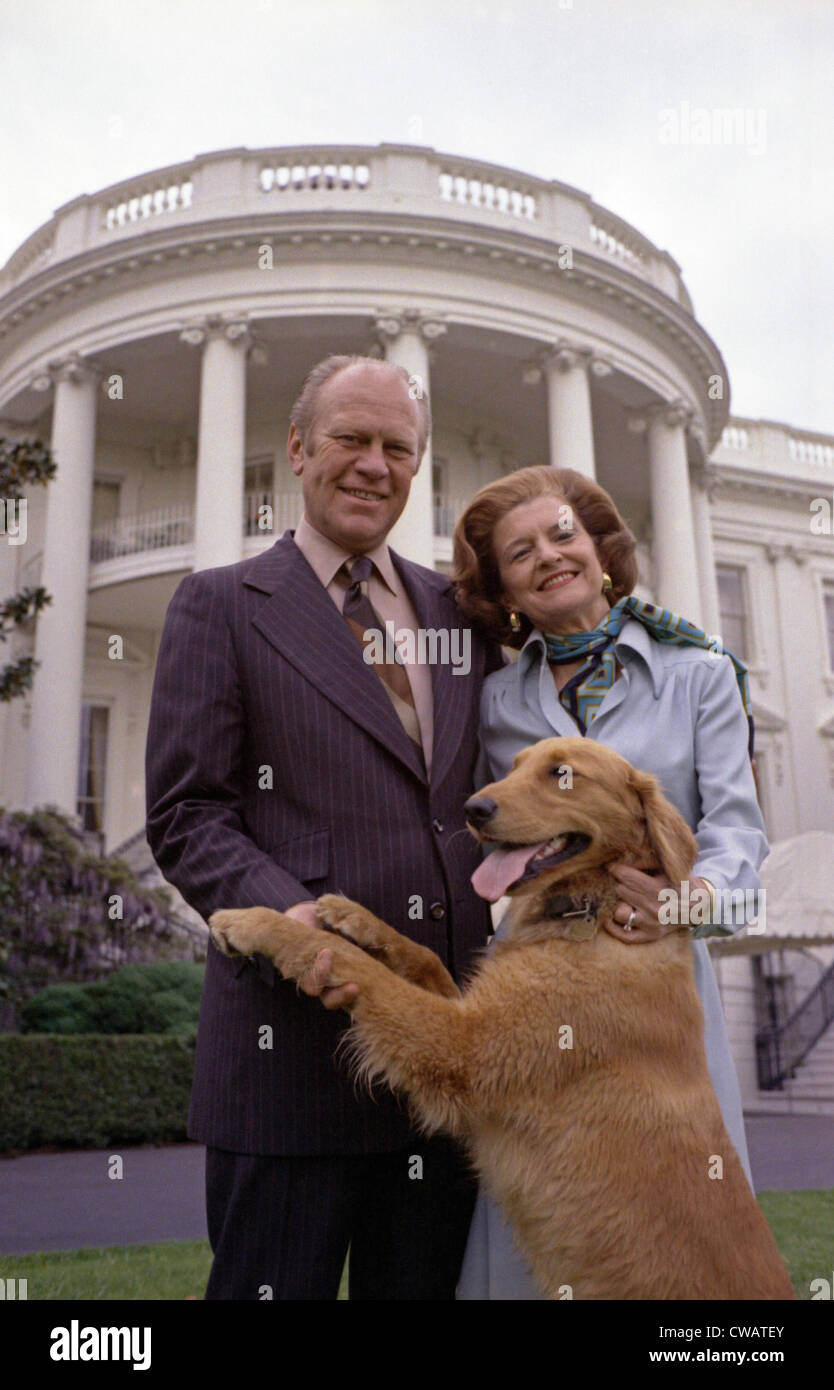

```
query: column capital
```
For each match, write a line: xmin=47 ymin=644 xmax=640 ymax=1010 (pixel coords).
xmin=179 ymin=313 xmax=253 ymax=349
xmin=650 ymin=397 xmax=695 ymax=430
xmin=765 ymin=541 xmax=807 ymax=567
xmin=627 ymin=397 xmax=695 ymax=433
xmin=522 ymin=339 xmax=612 ymax=386
xmin=548 ymin=341 xmax=591 ymax=374
xmin=30 ymin=352 xmax=104 ymax=393
xmin=373 ymin=309 xmax=447 ymax=344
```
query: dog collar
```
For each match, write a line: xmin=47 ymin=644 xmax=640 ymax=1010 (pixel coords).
xmin=543 ymin=893 xmax=598 ymax=922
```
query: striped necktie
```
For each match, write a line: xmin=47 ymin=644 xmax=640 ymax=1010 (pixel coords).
xmin=342 ymin=556 xmax=423 ymax=752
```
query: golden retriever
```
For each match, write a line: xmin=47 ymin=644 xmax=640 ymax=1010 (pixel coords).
xmin=209 ymin=736 xmax=794 ymax=1301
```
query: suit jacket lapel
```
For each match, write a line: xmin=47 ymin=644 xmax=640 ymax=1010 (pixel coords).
xmin=245 ymin=534 xmax=427 ymax=783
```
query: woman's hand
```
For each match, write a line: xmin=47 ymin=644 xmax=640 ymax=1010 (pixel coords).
xmin=604 ymin=865 xmax=710 ymax=945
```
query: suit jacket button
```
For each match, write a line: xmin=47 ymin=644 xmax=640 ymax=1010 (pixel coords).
xmin=432 ymin=819 xmax=444 ymax=833
xmin=429 ymin=901 xmax=446 ymax=920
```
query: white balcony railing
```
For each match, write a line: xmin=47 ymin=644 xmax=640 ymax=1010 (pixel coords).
xmin=242 ymin=490 xmax=304 ymax=536
xmin=88 ymin=492 xmax=469 ymax=566
xmin=89 ymin=504 xmax=194 ymax=562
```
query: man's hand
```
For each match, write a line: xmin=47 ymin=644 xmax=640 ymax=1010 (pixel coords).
xmin=285 ymin=901 xmax=360 ymax=1010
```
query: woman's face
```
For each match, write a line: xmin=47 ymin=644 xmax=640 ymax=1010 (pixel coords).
xmin=493 ymin=495 xmax=612 ymax=635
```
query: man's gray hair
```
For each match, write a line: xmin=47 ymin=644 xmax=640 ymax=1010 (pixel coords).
xmin=289 ymin=354 xmax=431 ymax=460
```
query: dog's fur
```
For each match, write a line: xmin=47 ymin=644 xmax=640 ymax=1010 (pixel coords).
xmin=210 ymin=736 xmax=794 ymax=1301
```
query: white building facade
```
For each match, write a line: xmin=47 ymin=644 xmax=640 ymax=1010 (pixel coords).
xmin=0 ymin=145 xmax=832 ymax=1112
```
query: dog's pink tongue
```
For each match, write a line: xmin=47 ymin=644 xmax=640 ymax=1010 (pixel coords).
xmin=471 ymin=843 xmax=549 ymax=902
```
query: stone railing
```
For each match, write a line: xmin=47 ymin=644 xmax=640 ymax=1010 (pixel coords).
xmin=2 ymin=144 xmax=692 ymax=308
xmin=721 ymin=425 xmax=750 ymax=451
xmin=712 ymin=418 xmax=834 ymax=484
xmin=790 ymin=436 xmax=834 ymax=471
xmin=89 ymin=504 xmax=194 ymax=562
xmin=243 ymin=490 xmax=303 ymax=536
xmin=88 ymin=492 xmax=475 ymax=567
xmin=259 ymin=160 xmax=370 ymax=194
xmin=104 ymin=175 xmax=194 ymax=231
xmin=89 ymin=496 xmax=304 ymax=562
xmin=436 ymin=153 xmax=540 ymax=221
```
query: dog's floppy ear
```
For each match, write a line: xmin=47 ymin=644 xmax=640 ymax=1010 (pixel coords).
xmin=627 ymin=767 xmax=699 ymax=886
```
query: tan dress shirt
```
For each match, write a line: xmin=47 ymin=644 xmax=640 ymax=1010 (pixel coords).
xmin=292 ymin=513 xmax=434 ymax=775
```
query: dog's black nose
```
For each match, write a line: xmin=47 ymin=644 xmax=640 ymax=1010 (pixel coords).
xmin=464 ymin=796 xmax=498 ymax=828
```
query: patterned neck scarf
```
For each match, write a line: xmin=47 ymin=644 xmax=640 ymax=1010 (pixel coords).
xmin=543 ymin=595 xmax=755 ymax=757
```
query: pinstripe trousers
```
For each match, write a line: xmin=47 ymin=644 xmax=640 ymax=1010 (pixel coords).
xmin=204 ymin=1136 xmax=477 ymax=1300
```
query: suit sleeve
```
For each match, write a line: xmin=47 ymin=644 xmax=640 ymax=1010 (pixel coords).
xmin=691 ymin=653 xmax=769 ymax=937
xmin=145 ymin=569 xmax=312 ymax=921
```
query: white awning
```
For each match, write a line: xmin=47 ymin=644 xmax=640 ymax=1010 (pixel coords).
xmin=708 ymin=832 xmax=834 ymax=956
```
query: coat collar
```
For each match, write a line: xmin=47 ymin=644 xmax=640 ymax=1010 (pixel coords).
xmin=242 ymin=533 xmax=473 ymax=787
xmin=518 ymin=617 xmax=664 ymax=700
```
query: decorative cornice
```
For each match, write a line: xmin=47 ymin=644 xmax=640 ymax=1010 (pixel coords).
xmin=708 ymin=464 xmax=831 ymax=504
xmin=0 ymin=217 xmax=727 ymax=434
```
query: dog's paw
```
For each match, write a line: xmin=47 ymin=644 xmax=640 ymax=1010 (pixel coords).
xmin=209 ymin=908 xmax=262 ymax=958
xmin=316 ymin=895 xmax=387 ymax=952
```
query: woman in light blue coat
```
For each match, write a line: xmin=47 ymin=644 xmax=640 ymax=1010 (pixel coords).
xmin=451 ymin=465 xmax=768 ymax=1301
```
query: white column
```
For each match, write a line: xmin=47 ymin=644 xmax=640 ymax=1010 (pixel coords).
xmin=690 ymin=464 xmax=721 ymax=639
xmin=25 ymin=355 xmax=100 ymax=814
xmin=543 ymin=342 xmax=596 ymax=479
xmin=181 ymin=317 xmax=250 ymax=572
xmin=645 ymin=401 xmax=703 ymax=625
xmin=376 ymin=312 xmax=444 ymax=569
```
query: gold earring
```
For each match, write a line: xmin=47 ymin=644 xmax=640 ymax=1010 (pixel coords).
xmin=602 ymin=572 xmax=613 ymax=594
xmin=508 ymin=610 xmax=521 ymax=632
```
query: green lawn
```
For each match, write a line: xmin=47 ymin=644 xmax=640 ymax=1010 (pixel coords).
xmin=757 ymin=1189 xmax=834 ymax=1298
xmin=0 ymin=1240 xmax=348 ymax=1300
xmin=1 ymin=1191 xmax=828 ymax=1299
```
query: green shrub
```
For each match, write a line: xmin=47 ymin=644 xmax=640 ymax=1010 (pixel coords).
xmin=0 ymin=805 xmax=205 ymax=1030
xmin=20 ymin=961 xmax=205 ymax=1035
xmin=0 ymin=1033 xmax=196 ymax=1151
xmin=17 ymin=981 xmax=102 ymax=1034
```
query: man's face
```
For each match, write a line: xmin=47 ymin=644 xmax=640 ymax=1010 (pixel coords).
xmin=287 ymin=364 xmax=422 ymax=553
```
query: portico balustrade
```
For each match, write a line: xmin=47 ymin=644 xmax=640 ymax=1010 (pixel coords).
xmin=1 ymin=144 xmax=692 ymax=309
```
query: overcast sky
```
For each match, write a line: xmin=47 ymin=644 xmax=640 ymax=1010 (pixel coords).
xmin=2 ymin=0 xmax=831 ymax=433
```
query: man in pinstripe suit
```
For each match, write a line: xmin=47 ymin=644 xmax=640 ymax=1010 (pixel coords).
xmin=145 ymin=355 xmax=500 ymax=1299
